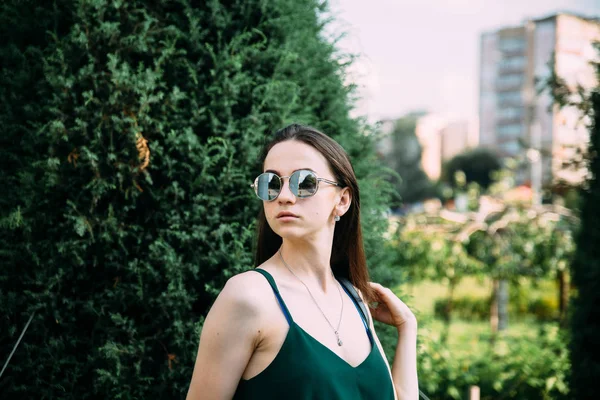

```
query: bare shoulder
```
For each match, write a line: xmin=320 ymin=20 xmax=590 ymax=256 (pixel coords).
xmin=187 ymin=270 xmax=275 ymax=399
xmin=214 ymin=269 xmax=274 ymax=316
xmin=200 ymin=269 xmax=277 ymax=351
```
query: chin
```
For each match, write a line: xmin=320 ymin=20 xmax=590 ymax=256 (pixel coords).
xmin=269 ymin=221 xmax=306 ymax=237
xmin=272 ymin=226 xmax=305 ymax=239
xmin=272 ymin=224 xmax=326 ymax=243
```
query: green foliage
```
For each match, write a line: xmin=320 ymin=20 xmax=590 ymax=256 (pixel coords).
xmin=434 ymin=296 xmax=490 ymax=321
xmin=566 ymin=45 xmax=600 ymax=399
xmin=463 ymin=207 xmax=575 ymax=281
xmin=0 ymin=0 xmax=396 ymax=398
xmin=392 ymin=203 xmax=575 ymax=287
xmin=544 ymin=42 xmax=600 ymax=398
xmin=392 ymin=214 xmax=484 ymax=284
xmin=417 ymin=325 xmax=570 ymax=400
xmin=434 ymin=292 xmax=559 ymax=322
xmin=442 ymin=148 xmax=502 ymax=190
xmin=527 ymin=295 xmax=559 ymax=322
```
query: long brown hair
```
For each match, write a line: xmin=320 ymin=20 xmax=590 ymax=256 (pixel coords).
xmin=254 ymin=124 xmax=374 ymax=302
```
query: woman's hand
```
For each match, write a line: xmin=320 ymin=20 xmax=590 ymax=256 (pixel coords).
xmin=368 ymin=282 xmax=417 ymax=331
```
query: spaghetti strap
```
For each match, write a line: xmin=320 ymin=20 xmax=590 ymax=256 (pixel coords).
xmin=338 ymin=278 xmax=374 ymax=345
xmin=251 ymin=268 xmax=294 ymax=325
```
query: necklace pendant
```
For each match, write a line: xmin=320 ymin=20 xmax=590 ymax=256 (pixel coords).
xmin=335 ymin=331 xmax=343 ymax=346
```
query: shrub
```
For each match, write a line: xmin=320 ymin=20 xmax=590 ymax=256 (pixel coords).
xmin=417 ymin=325 xmax=570 ymax=400
xmin=0 ymin=1 xmax=396 ymax=398
xmin=527 ymin=295 xmax=559 ymax=322
xmin=434 ymin=296 xmax=490 ymax=321
xmin=433 ymin=287 xmax=560 ymax=322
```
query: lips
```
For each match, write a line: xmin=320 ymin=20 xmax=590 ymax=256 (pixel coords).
xmin=276 ymin=211 xmax=299 ymax=219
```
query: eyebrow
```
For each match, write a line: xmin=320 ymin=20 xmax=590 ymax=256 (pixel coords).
xmin=263 ymin=168 xmax=317 ymax=175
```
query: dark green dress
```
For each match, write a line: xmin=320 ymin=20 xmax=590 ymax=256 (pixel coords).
xmin=233 ymin=269 xmax=395 ymax=400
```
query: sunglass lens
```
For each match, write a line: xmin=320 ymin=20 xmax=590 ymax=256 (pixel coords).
xmin=256 ymin=173 xmax=281 ymax=201
xmin=293 ymin=170 xmax=318 ymax=198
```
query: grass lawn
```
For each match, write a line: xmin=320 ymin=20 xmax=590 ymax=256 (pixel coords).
xmin=398 ymin=276 xmax=491 ymax=316
xmin=394 ymin=277 xmax=557 ymax=357
xmin=418 ymin=317 xmax=543 ymax=357
xmin=397 ymin=276 xmax=557 ymax=316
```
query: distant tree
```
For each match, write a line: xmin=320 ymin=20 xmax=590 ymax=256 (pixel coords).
xmin=395 ymin=200 xmax=575 ymax=342
xmin=383 ymin=112 xmax=436 ymax=206
xmin=442 ymin=148 xmax=502 ymax=190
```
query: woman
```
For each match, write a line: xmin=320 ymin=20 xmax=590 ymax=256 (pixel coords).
xmin=187 ymin=124 xmax=418 ymax=399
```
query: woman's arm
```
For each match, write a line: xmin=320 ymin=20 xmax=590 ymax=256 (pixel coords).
xmin=368 ymin=282 xmax=419 ymax=400
xmin=186 ymin=273 xmax=263 ymax=400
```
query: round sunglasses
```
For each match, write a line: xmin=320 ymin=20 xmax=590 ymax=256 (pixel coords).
xmin=251 ymin=169 xmax=341 ymax=201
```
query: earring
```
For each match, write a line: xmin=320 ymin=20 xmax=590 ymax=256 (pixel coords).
xmin=334 ymin=215 xmax=340 ymax=222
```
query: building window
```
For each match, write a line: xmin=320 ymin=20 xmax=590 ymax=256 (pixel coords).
xmin=497 ymin=91 xmax=521 ymax=105
xmin=498 ymin=107 xmax=523 ymax=120
xmin=499 ymin=37 xmax=526 ymax=52
xmin=497 ymin=124 xmax=522 ymax=137
xmin=499 ymin=141 xmax=521 ymax=154
xmin=496 ymin=74 xmax=524 ymax=89
xmin=499 ymin=57 xmax=526 ymax=70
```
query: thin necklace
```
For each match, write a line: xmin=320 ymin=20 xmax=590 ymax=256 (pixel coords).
xmin=279 ymin=249 xmax=345 ymax=346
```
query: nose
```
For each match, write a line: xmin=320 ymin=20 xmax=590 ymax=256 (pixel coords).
xmin=277 ymin=176 xmax=296 ymax=204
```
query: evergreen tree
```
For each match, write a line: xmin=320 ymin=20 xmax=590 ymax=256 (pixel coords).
xmin=545 ymin=43 xmax=600 ymax=397
xmin=569 ymin=55 xmax=600 ymax=398
xmin=0 ymin=1 xmax=394 ymax=398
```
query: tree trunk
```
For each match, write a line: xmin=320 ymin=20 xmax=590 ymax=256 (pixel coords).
xmin=441 ymin=278 xmax=457 ymax=344
xmin=490 ymin=279 xmax=499 ymax=343
xmin=498 ymin=279 xmax=509 ymax=331
xmin=557 ymin=269 xmax=569 ymax=328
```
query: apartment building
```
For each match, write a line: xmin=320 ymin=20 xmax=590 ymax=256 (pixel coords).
xmin=479 ymin=12 xmax=600 ymax=186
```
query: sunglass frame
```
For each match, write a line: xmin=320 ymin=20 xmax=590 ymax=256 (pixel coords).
xmin=250 ymin=170 xmax=340 ymax=201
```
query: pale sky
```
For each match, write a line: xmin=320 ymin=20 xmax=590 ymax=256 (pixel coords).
xmin=325 ymin=0 xmax=600 ymax=122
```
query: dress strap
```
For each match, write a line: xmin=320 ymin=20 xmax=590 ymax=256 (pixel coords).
xmin=251 ymin=269 xmax=294 ymax=325
xmin=338 ymin=278 xmax=375 ymax=345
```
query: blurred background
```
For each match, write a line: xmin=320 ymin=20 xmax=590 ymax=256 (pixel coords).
xmin=326 ymin=1 xmax=600 ymax=399
xmin=1 ymin=1 xmax=599 ymax=399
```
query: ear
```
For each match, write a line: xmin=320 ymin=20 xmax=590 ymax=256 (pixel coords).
xmin=335 ymin=187 xmax=352 ymax=217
